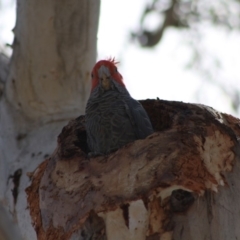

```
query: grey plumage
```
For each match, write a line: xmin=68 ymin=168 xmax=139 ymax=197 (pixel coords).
xmin=85 ymin=61 xmax=153 ymax=155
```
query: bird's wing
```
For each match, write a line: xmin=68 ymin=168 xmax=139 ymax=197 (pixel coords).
xmin=125 ymin=97 xmax=154 ymax=139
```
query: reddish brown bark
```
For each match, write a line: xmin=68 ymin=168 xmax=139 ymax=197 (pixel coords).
xmin=26 ymin=99 xmax=240 ymax=240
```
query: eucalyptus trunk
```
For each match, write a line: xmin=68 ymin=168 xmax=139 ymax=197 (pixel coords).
xmin=0 ymin=1 xmax=100 ymax=239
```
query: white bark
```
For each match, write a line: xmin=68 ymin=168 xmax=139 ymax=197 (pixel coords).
xmin=0 ymin=205 xmax=22 ymax=240
xmin=0 ymin=0 xmax=100 ymax=239
xmin=6 ymin=0 xmax=99 ymax=123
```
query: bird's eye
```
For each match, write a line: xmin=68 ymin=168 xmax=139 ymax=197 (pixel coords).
xmin=91 ymin=73 xmax=94 ymax=78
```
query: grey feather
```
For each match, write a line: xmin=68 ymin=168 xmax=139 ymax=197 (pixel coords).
xmin=85 ymin=78 xmax=154 ymax=155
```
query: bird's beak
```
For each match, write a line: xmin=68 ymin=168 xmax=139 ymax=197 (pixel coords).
xmin=101 ymin=74 xmax=111 ymax=90
xmin=98 ymin=65 xmax=112 ymax=91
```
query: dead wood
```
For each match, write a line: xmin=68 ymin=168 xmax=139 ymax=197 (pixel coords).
xmin=26 ymin=99 xmax=240 ymax=240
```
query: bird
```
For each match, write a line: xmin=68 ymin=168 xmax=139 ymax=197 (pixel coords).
xmin=85 ymin=58 xmax=154 ymax=156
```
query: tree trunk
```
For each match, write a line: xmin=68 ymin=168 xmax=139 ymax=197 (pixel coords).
xmin=26 ymin=99 xmax=240 ymax=239
xmin=0 ymin=1 xmax=100 ymax=239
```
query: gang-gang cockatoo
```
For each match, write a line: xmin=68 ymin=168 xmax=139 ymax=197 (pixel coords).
xmin=85 ymin=58 xmax=154 ymax=155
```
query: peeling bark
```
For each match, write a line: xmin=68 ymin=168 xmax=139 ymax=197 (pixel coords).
xmin=26 ymin=99 xmax=240 ymax=240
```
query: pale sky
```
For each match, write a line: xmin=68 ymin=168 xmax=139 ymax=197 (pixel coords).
xmin=1 ymin=0 xmax=239 ymax=116
xmin=98 ymin=0 xmax=240 ymax=116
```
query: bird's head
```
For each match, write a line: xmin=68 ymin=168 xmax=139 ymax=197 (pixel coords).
xmin=90 ymin=58 xmax=125 ymax=92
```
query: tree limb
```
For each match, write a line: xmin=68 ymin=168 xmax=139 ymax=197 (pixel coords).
xmin=26 ymin=99 xmax=240 ymax=239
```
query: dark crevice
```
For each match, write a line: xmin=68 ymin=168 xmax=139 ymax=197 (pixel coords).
xmin=8 ymin=168 xmax=22 ymax=205
xmin=120 ymin=203 xmax=130 ymax=228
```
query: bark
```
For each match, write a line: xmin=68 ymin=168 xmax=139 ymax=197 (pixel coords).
xmin=0 ymin=53 xmax=9 ymax=98
xmin=6 ymin=0 xmax=99 ymax=123
xmin=0 ymin=1 xmax=100 ymax=239
xmin=26 ymin=99 xmax=240 ymax=240
xmin=0 ymin=205 xmax=22 ymax=240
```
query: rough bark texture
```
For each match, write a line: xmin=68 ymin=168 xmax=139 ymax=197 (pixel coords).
xmin=0 ymin=1 xmax=100 ymax=239
xmin=26 ymin=99 xmax=240 ymax=240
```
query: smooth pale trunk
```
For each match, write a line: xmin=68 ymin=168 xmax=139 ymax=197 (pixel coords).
xmin=0 ymin=0 xmax=100 ymax=239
